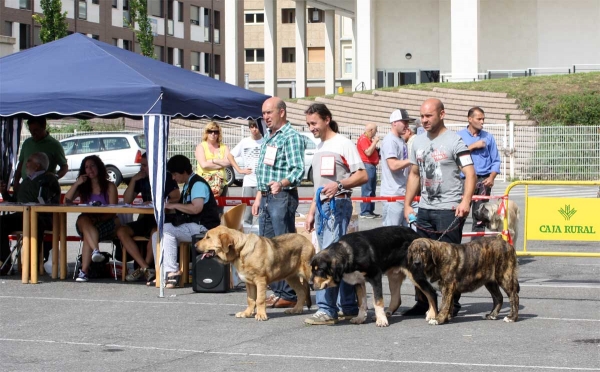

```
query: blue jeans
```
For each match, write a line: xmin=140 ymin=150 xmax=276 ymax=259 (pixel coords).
xmin=315 ymin=198 xmax=358 ymax=318
xmin=360 ymin=163 xmax=377 ymax=215
xmin=259 ymin=189 xmax=299 ymax=301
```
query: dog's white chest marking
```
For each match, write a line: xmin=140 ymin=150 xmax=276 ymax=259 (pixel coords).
xmin=343 ymin=271 xmax=365 ymax=285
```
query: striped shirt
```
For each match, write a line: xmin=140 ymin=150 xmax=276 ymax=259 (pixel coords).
xmin=256 ymin=122 xmax=305 ymax=191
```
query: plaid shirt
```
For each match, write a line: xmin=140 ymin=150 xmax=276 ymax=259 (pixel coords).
xmin=256 ymin=122 xmax=305 ymax=191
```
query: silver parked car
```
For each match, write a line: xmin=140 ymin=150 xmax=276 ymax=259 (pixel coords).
xmin=227 ymin=132 xmax=320 ymax=186
xmin=59 ymin=133 xmax=146 ymax=185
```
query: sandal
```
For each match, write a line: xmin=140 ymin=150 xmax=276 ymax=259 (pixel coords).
xmin=165 ymin=272 xmax=182 ymax=289
xmin=146 ymin=279 xmax=156 ymax=286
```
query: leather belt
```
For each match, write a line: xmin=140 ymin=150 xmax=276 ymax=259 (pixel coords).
xmin=260 ymin=188 xmax=297 ymax=197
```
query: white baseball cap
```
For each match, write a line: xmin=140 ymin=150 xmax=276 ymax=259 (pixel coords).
xmin=389 ymin=109 xmax=417 ymax=123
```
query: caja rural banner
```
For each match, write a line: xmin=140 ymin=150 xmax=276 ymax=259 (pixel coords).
xmin=526 ymin=197 xmax=600 ymax=241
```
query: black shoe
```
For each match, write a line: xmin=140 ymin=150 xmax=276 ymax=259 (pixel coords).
xmin=402 ymin=302 xmax=428 ymax=316
xmin=452 ymin=303 xmax=461 ymax=317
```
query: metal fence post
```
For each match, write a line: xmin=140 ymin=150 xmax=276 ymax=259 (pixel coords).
xmin=509 ymin=121 xmax=515 ymax=180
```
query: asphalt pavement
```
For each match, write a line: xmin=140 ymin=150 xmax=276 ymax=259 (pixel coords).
xmin=1 ymin=181 xmax=599 ymax=371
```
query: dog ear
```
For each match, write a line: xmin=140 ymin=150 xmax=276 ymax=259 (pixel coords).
xmin=218 ymin=233 xmax=234 ymax=254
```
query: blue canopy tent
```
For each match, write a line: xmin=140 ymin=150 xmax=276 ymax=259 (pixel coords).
xmin=0 ymin=33 xmax=269 ymax=292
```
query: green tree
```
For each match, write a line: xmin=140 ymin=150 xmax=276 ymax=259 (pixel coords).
xmin=125 ymin=0 xmax=155 ymax=58
xmin=32 ymin=0 xmax=68 ymax=44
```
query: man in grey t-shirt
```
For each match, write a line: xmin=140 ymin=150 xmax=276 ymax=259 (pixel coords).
xmin=380 ymin=109 xmax=416 ymax=227
xmin=402 ymin=98 xmax=476 ymax=317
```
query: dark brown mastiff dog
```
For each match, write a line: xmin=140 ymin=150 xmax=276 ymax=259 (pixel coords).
xmin=408 ymin=235 xmax=520 ymax=325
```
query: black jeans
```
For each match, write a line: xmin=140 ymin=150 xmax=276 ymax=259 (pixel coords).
xmin=471 ymin=175 xmax=492 ymax=237
xmin=258 ymin=189 xmax=299 ymax=301
xmin=414 ymin=208 xmax=466 ymax=308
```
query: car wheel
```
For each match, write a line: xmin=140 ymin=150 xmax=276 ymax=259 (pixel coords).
xmin=106 ymin=166 xmax=123 ymax=186
xmin=225 ymin=167 xmax=235 ymax=187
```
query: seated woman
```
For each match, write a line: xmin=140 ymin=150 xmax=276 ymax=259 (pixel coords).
xmin=64 ymin=155 xmax=119 ymax=282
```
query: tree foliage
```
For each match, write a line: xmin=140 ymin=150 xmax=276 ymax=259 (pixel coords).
xmin=32 ymin=0 xmax=68 ymax=44
xmin=125 ymin=0 xmax=155 ymax=58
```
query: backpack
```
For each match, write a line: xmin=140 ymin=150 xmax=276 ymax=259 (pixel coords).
xmin=76 ymin=252 xmax=112 ymax=279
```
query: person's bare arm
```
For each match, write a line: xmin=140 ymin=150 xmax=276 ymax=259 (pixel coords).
xmin=386 ymin=157 xmax=411 ymax=172
xmin=195 ymin=143 xmax=222 ymax=170
xmin=456 ymin=164 xmax=476 ymax=217
xmin=404 ymin=164 xmax=421 ymax=221
xmin=166 ymin=197 xmax=204 ymax=215
xmin=363 ymin=137 xmax=379 ymax=156
xmin=227 ymin=153 xmax=251 ymax=175
xmin=57 ymin=163 xmax=68 ymax=179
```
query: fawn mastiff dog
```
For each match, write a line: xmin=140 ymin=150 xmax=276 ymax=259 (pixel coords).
xmin=473 ymin=199 xmax=520 ymax=246
xmin=195 ymin=226 xmax=314 ymax=321
xmin=408 ymin=235 xmax=520 ymax=325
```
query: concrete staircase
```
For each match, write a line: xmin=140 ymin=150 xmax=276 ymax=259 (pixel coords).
xmin=286 ymin=87 xmax=535 ymax=128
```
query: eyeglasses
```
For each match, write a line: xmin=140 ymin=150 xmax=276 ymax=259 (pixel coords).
xmin=207 ymin=130 xmax=220 ymax=135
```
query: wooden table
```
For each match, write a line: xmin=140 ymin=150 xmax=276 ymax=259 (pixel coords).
xmin=0 ymin=203 xmax=31 ymax=283
xmin=29 ymin=204 xmax=155 ymax=284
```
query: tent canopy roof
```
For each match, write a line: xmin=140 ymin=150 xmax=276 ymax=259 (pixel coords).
xmin=0 ymin=34 xmax=268 ymax=120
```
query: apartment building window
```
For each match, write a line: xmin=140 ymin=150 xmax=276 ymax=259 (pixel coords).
xmin=167 ymin=47 xmax=174 ymax=64
xmin=191 ymin=6 xmax=200 ymax=25
xmin=244 ymin=12 xmax=264 ymax=24
xmin=123 ymin=39 xmax=132 ymax=51
xmin=281 ymin=8 xmax=295 ymax=24
xmin=155 ymin=45 xmax=164 ymax=61
xmin=92 ymin=34 xmax=99 ymax=40
xmin=213 ymin=10 xmax=220 ymax=44
xmin=203 ymin=8 xmax=211 ymax=42
xmin=203 ymin=52 xmax=210 ymax=75
xmin=282 ymin=48 xmax=295 ymax=63
xmin=308 ymin=47 xmax=324 ymax=63
xmin=112 ymin=38 xmax=118 ymax=46
xmin=178 ymin=2 xmax=183 ymax=22
xmin=214 ymin=54 xmax=221 ymax=80
xmin=167 ymin=0 xmax=173 ymax=19
xmin=33 ymin=27 xmax=42 ymax=46
xmin=19 ymin=0 xmax=31 ymax=10
xmin=79 ymin=1 xmax=87 ymax=20
xmin=92 ymin=0 xmax=99 ymax=4
xmin=123 ymin=10 xmax=131 ymax=26
xmin=191 ymin=51 xmax=200 ymax=71
xmin=123 ymin=0 xmax=129 ymax=10
xmin=112 ymin=0 xmax=117 ymax=8
xmin=245 ymin=48 xmax=264 ymax=63
xmin=4 ymin=22 xmax=13 ymax=37
xmin=308 ymin=8 xmax=324 ymax=23
xmin=342 ymin=45 xmax=352 ymax=75
xmin=19 ymin=24 xmax=31 ymax=50
xmin=148 ymin=0 xmax=163 ymax=18
xmin=178 ymin=48 xmax=184 ymax=67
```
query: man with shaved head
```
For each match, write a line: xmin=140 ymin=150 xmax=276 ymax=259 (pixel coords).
xmin=252 ymin=96 xmax=306 ymax=309
xmin=356 ymin=123 xmax=380 ymax=218
xmin=403 ymin=98 xmax=476 ymax=317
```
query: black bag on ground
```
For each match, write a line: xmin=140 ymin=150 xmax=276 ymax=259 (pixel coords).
xmin=75 ymin=252 xmax=112 ymax=279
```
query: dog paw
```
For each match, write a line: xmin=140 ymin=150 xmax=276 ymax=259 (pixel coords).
xmin=428 ymin=319 xmax=440 ymax=325
xmin=255 ymin=312 xmax=269 ymax=321
xmin=485 ymin=314 xmax=498 ymax=320
xmin=350 ymin=315 xmax=367 ymax=325
xmin=375 ymin=317 xmax=389 ymax=327
xmin=235 ymin=311 xmax=254 ymax=318
xmin=284 ymin=307 xmax=303 ymax=315
xmin=503 ymin=316 xmax=515 ymax=323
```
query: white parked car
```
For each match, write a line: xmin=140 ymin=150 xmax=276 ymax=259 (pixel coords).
xmin=227 ymin=132 xmax=320 ymax=186
xmin=58 ymin=133 xmax=146 ymax=185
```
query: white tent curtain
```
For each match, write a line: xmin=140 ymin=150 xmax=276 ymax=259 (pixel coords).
xmin=143 ymin=115 xmax=170 ymax=295
xmin=1 ymin=117 xmax=23 ymax=188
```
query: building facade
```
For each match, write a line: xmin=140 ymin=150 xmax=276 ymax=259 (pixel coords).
xmin=0 ymin=0 xmax=245 ymax=83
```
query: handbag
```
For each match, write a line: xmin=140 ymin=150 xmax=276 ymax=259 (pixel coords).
xmin=202 ymin=172 xmax=225 ymax=198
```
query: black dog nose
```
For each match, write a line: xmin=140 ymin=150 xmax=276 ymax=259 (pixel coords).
xmin=413 ymin=260 xmax=422 ymax=266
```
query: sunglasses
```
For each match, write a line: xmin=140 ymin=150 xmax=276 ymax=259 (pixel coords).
xmin=207 ymin=130 xmax=220 ymax=134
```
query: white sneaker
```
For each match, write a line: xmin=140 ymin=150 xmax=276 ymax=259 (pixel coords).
xmin=91 ymin=249 xmax=104 ymax=263
xmin=75 ymin=270 xmax=89 ymax=282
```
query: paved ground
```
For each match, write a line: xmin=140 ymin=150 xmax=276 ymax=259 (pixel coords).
xmin=1 ymin=181 xmax=599 ymax=371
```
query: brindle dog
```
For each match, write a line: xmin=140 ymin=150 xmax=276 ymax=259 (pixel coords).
xmin=408 ymin=235 xmax=520 ymax=325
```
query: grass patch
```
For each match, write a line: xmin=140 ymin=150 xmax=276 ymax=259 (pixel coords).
xmin=287 ymin=72 xmax=600 ymax=126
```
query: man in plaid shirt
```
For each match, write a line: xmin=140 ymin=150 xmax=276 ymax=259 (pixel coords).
xmin=252 ymin=97 xmax=305 ymax=309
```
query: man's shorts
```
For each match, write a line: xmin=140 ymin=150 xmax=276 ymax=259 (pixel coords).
xmin=126 ymin=215 xmax=157 ymax=238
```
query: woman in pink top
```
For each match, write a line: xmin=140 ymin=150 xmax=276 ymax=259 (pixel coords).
xmin=64 ymin=155 xmax=119 ymax=282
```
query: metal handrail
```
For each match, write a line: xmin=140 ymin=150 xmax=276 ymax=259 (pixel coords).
xmin=354 ymin=81 xmax=366 ymax=91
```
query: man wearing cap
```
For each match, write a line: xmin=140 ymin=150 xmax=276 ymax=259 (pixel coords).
xmin=356 ymin=123 xmax=380 ymax=218
xmin=228 ymin=120 xmax=264 ymax=226
xmin=457 ymin=107 xmax=501 ymax=240
xmin=379 ymin=109 xmax=415 ymax=227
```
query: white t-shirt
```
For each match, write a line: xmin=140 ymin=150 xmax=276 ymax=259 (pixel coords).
xmin=230 ymin=137 xmax=264 ymax=187
xmin=312 ymin=133 xmax=365 ymax=192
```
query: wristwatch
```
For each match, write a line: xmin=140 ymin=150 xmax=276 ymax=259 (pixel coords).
xmin=336 ymin=181 xmax=344 ymax=191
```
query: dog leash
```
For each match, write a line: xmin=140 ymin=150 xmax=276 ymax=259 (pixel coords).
xmin=410 ymin=215 xmax=463 ymax=241
xmin=315 ymin=186 xmax=335 ymax=236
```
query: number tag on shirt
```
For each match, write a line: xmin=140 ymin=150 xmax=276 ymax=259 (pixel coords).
xmin=264 ymin=146 xmax=277 ymax=166
xmin=320 ymin=156 xmax=335 ymax=176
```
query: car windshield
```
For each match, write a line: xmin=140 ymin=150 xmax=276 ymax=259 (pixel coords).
xmin=134 ymin=135 xmax=146 ymax=149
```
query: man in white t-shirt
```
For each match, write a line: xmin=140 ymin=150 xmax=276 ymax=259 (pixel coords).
xmin=228 ymin=121 xmax=264 ymax=225
xmin=303 ymin=103 xmax=368 ymax=325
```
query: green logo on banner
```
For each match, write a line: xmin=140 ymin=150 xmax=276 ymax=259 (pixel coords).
xmin=558 ymin=205 xmax=577 ymax=221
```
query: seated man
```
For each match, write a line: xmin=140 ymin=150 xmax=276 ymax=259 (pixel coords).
xmin=150 ymin=155 xmax=221 ymax=287
xmin=116 ymin=153 xmax=180 ymax=282
xmin=0 ymin=152 xmax=61 ymax=274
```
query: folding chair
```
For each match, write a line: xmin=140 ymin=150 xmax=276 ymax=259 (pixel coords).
xmin=0 ymin=232 xmax=23 ymax=275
